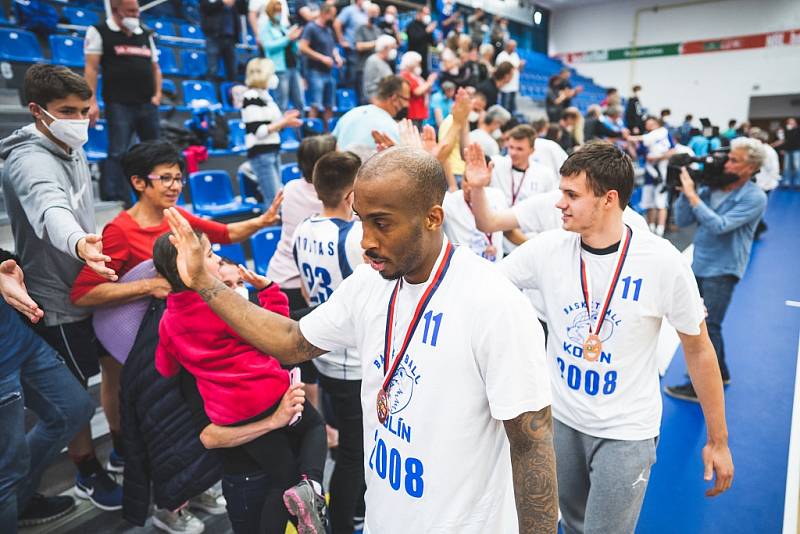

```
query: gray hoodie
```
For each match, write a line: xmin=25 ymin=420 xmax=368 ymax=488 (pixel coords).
xmin=0 ymin=124 xmax=96 ymax=326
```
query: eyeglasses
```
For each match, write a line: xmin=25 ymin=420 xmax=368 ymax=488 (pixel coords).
xmin=146 ymin=174 xmax=185 ymax=187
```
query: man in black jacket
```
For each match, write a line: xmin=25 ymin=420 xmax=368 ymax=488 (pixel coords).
xmin=405 ymin=6 xmax=437 ymax=78
xmin=200 ymin=0 xmax=247 ymax=82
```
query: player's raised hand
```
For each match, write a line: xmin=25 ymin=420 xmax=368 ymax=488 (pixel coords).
xmin=397 ymin=119 xmax=423 ymax=148
xmin=164 ymin=207 xmax=211 ymax=290
xmin=451 ymin=87 xmax=471 ymax=125
xmin=421 ymin=124 xmax=450 ymax=161
xmin=258 ymin=189 xmax=283 ymax=226
xmin=371 ymin=130 xmax=396 ymax=152
xmin=464 ymin=143 xmax=493 ymax=188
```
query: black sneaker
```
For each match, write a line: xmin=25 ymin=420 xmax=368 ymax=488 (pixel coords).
xmin=664 ymin=382 xmax=699 ymax=403
xmin=17 ymin=493 xmax=76 ymax=527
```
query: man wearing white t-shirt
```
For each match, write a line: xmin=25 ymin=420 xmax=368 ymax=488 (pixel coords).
xmin=163 ymin=146 xmax=559 ymax=533
xmin=495 ymin=39 xmax=524 ymax=114
xmin=468 ymin=104 xmax=511 ymax=159
xmin=442 ymin=183 xmax=507 ymax=263
xmin=491 ymin=124 xmax=559 ymax=208
xmin=292 ymin=150 xmax=366 ymax=534
xmin=632 ymin=116 xmax=676 ymax=236
xmin=470 ymin=141 xmax=733 ymax=533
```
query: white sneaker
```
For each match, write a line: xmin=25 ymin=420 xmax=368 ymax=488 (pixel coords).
xmin=188 ymin=486 xmax=226 ymax=515
xmin=152 ymin=507 xmax=205 ymax=534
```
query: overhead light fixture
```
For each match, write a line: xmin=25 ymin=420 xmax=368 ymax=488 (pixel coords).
xmin=533 ymin=10 xmax=543 ymax=25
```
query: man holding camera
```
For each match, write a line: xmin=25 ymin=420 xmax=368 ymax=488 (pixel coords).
xmin=665 ymin=137 xmax=767 ymax=401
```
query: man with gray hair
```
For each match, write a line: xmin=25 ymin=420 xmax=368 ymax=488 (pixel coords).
xmin=665 ymin=137 xmax=767 ymax=401
xmin=363 ymin=34 xmax=397 ymax=101
xmin=468 ymin=104 xmax=511 ymax=158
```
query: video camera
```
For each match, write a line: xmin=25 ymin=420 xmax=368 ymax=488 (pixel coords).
xmin=666 ymin=147 xmax=733 ymax=191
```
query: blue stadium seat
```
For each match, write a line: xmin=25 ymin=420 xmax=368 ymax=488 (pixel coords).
xmin=238 ymin=168 xmax=261 ymax=204
xmin=328 ymin=117 xmax=338 ymax=132
xmin=212 ymin=242 xmax=246 ymax=265
xmin=250 ymin=226 xmax=281 ymax=275
xmin=181 ymin=80 xmax=218 ymax=106
xmin=220 ymin=81 xmax=238 ymax=111
xmin=62 ymin=6 xmax=101 ymax=26
xmin=280 ymin=163 xmax=302 ymax=185
xmin=157 ymin=47 xmax=181 ymax=75
xmin=180 ymin=50 xmax=208 ymax=77
xmin=50 ymin=35 xmax=84 ymax=67
xmin=280 ymin=127 xmax=300 ymax=153
xmin=146 ymin=18 xmax=176 ymax=37
xmin=228 ymin=119 xmax=246 ymax=152
xmin=85 ymin=120 xmax=108 ymax=162
xmin=336 ymin=88 xmax=357 ymax=113
xmin=178 ymin=23 xmax=205 ymax=43
xmin=303 ymin=118 xmax=324 ymax=136
xmin=0 ymin=29 xmax=45 ymax=62
xmin=189 ymin=170 xmax=260 ymax=218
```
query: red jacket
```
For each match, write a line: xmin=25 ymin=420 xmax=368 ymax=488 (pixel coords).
xmin=156 ymin=284 xmax=290 ymax=425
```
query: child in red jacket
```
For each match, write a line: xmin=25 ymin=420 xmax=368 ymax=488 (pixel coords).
xmin=152 ymin=231 xmax=328 ymax=534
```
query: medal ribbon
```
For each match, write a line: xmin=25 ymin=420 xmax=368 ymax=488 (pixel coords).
xmin=464 ymin=196 xmax=494 ymax=245
xmin=381 ymin=243 xmax=455 ymax=392
xmin=579 ymin=226 xmax=633 ymax=337
xmin=510 ymin=166 xmax=528 ymax=205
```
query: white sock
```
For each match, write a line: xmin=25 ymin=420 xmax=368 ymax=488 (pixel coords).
xmin=648 ymin=223 xmax=656 ymax=232
xmin=656 ymin=224 xmax=665 ymax=236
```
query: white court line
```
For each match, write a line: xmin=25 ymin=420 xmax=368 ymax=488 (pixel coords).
xmin=782 ymin=308 xmax=800 ymax=534
xmin=786 ymin=300 xmax=800 ymax=308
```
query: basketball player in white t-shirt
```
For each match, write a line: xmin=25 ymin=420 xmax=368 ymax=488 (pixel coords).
xmin=164 ymin=147 xmax=559 ymax=533
xmin=291 ymin=150 xmax=366 ymax=534
xmin=470 ymin=141 xmax=734 ymax=534
xmin=490 ymin=124 xmax=559 ymax=208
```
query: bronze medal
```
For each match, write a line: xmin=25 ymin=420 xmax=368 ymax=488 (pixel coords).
xmin=376 ymin=388 xmax=389 ymax=424
xmin=583 ymin=333 xmax=602 ymax=362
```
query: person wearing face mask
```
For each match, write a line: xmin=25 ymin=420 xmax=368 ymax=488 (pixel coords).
xmin=405 ymin=6 xmax=438 ymax=78
xmin=363 ymin=35 xmax=397 ymax=102
xmin=353 ymin=3 xmax=384 ymax=104
xmin=0 ymin=64 xmax=124 ymax=513
xmin=495 ymin=39 xmax=525 ymax=115
xmin=625 ymin=84 xmax=646 ymax=135
xmin=260 ymin=0 xmax=305 ymax=113
xmin=332 ymin=75 xmax=410 ymax=151
xmin=399 ymin=51 xmax=437 ymax=129
xmin=475 ymin=61 xmax=515 ymax=108
xmin=377 ymin=4 xmax=400 ymax=43
xmin=299 ymin=3 xmax=344 ymax=126
xmin=468 ymin=104 xmax=511 ymax=158
xmin=83 ymin=0 xmax=162 ymax=204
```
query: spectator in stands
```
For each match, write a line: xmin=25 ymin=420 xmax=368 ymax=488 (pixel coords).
xmin=428 ymin=80 xmax=456 ymax=128
xmin=294 ymin=0 xmax=322 ymax=26
xmin=84 ymin=0 xmax=162 ymax=203
xmin=153 ymin=234 xmax=328 ymax=534
xmin=479 ymin=43 xmax=496 ymax=79
xmin=1 ymin=64 xmax=123 ymax=511
xmin=495 ymin=39 xmax=524 ymax=114
xmin=722 ymin=119 xmax=738 ymax=140
xmin=678 ymin=113 xmax=694 ymax=143
xmin=267 ymin=135 xmax=334 ymax=309
xmin=558 ymin=108 xmax=581 ymax=153
xmin=405 ymin=6 xmax=438 ymax=78
xmin=333 ymin=75 xmax=410 ymax=150
xmin=625 ymin=84 xmax=646 ymax=134
xmin=749 ymin=127 xmax=781 ymax=239
xmin=334 ymin=0 xmax=369 ymax=94
xmin=260 ymin=0 xmax=305 ymax=113
xmin=353 ymin=3 xmax=384 ymax=104
xmin=0 ymin=253 xmax=94 ymax=531
xmin=362 ymin=35 xmax=397 ymax=102
xmin=437 ymin=48 xmax=469 ymax=89
xmin=71 ymin=140 xmax=282 ymax=312
xmin=633 ymin=116 xmax=675 ymax=236
xmin=774 ymin=117 xmax=800 ymax=188
xmin=436 ymin=87 xmax=474 ymax=189
xmin=665 ymin=138 xmax=768 ymax=401
xmin=200 ymin=0 xmax=247 ymax=82
xmin=249 ymin=0 xmax=289 ymax=49
xmin=467 ymin=8 xmax=488 ymax=46
xmin=546 ymin=74 xmax=577 ymax=123
xmin=489 ymin=17 xmax=509 ymax=59
xmin=377 ymin=4 xmax=400 ymax=43
xmin=299 ymin=3 xmax=343 ymax=125
xmin=585 ymin=104 xmax=627 ymax=142
xmin=600 ymin=87 xmax=618 ymax=108
xmin=461 ymin=44 xmax=488 ymax=87
xmin=660 ymin=108 xmax=673 ymax=129
xmin=468 ymin=104 xmax=511 ymax=158
xmin=475 ymin=61 xmax=514 ymax=108
xmin=399 ymin=51 xmax=438 ymax=129
xmin=241 ymin=58 xmax=303 ymax=204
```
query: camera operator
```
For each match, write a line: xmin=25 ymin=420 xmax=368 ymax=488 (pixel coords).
xmin=665 ymin=137 xmax=767 ymax=401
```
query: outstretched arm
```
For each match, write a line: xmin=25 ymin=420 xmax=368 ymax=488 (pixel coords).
xmin=164 ymin=208 xmax=325 ymax=364
xmin=464 ymin=143 xmax=521 ymax=233
xmin=503 ymin=406 xmax=559 ymax=534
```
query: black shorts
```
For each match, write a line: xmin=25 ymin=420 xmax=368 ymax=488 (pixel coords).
xmin=32 ymin=317 xmax=101 ymax=386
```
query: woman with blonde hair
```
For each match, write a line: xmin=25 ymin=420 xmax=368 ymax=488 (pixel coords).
xmin=260 ymin=0 xmax=304 ymax=112
xmin=398 ymin=51 xmax=437 ymax=129
xmin=242 ymin=58 xmax=302 ymax=205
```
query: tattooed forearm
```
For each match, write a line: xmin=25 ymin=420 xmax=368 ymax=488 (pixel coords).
xmin=197 ymin=278 xmax=229 ymax=303
xmin=503 ymin=406 xmax=559 ymax=534
xmin=291 ymin=323 xmax=327 ymax=362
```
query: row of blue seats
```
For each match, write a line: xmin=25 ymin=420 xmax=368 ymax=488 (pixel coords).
xmin=211 ymin=227 xmax=281 ymax=276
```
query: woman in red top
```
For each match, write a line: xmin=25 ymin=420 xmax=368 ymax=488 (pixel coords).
xmin=399 ymin=51 xmax=438 ymax=129
xmin=153 ymin=232 xmax=328 ymax=534
xmin=68 ymin=141 xmax=281 ymax=472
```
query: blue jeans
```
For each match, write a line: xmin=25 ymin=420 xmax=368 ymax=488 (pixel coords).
xmin=276 ymin=68 xmax=305 ymax=113
xmin=696 ymin=275 xmax=738 ymax=381
xmin=222 ymin=470 xmax=272 ymax=534
xmin=249 ymin=151 xmax=282 ymax=205
xmin=500 ymin=91 xmax=517 ymax=114
xmin=207 ymin=35 xmax=237 ymax=81
xmin=102 ymin=101 xmax=160 ymax=203
xmin=306 ymin=69 xmax=336 ymax=111
xmin=0 ymin=303 xmax=94 ymax=531
xmin=783 ymin=149 xmax=800 ymax=188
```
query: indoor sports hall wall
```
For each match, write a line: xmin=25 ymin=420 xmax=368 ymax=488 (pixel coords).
xmin=548 ymin=0 xmax=800 ymax=125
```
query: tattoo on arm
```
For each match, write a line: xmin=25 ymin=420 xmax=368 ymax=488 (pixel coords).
xmin=503 ymin=406 xmax=559 ymax=534
xmin=197 ymin=278 xmax=229 ymax=303
xmin=292 ymin=323 xmax=327 ymax=362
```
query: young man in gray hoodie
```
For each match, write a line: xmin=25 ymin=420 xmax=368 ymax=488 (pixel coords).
xmin=0 ymin=64 xmax=122 ymax=512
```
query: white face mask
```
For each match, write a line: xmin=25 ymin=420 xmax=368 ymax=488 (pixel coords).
xmin=121 ymin=16 xmax=140 ymax=32
xmin=448 ymin=67 xmax=459 ymax=75
xmin=234 ymin=286 xmax=250 ymax=300
xmin=387 ymin=48 xmax=397 ymax=60
xmin=413 ymin=66 xmax=422 ymax=76
xmin=384 ymin=14 xmax=395 ymax=23
xmin=268 ymin=74 xmax=279 ymax=90
xmin=468 ymin=111 xmax=479 ymax=123
xmin=422 ymin=15 xmax=431 ymax=25
xmin=40 ymin=108 xmax=89 ymax=149
xmin=491 ymin=129 xmax=502 ymax=140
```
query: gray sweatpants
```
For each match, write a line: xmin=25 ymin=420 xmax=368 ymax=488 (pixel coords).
xmin=554 ymin=419 xmax=657 ymax=534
